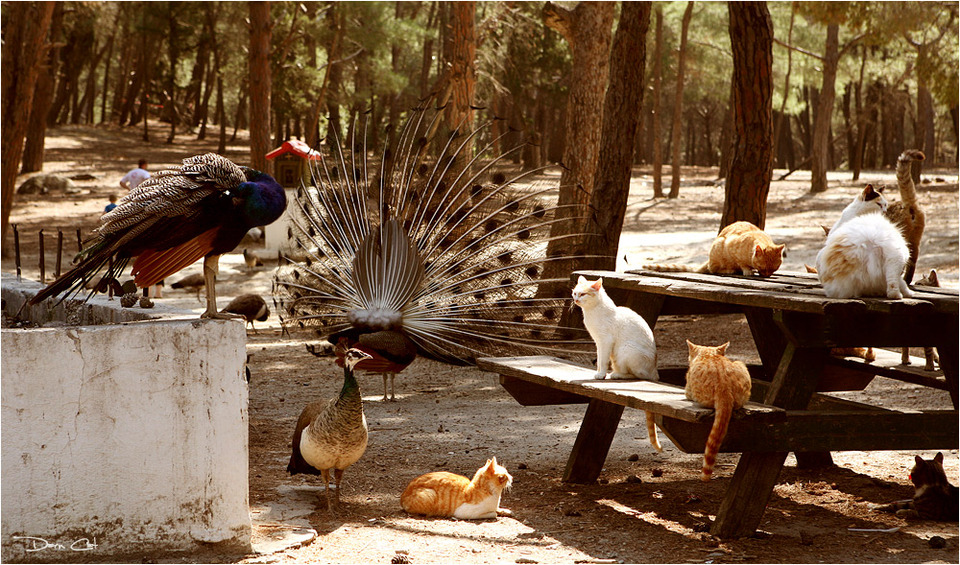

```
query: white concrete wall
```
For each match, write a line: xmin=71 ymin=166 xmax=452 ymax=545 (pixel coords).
xmin=263 ymin=188 xmax=298 ymax=254
xmin=1 ymin=281 xmax=251 ymax=561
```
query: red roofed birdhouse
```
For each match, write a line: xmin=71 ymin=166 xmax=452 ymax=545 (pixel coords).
xmin=266 ymin=140 xmax=322 ymax=188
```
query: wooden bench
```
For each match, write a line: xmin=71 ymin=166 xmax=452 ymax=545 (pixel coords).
xmin=479 ymin=355 xmax=957 ymax=483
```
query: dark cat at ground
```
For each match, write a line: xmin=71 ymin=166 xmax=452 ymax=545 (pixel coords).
xmin=874 ymin=452 xmax=958 ymax=521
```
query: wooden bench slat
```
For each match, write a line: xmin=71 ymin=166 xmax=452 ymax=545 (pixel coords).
xmin=477 ymin=355 xmax=784 ymax=424
xmin=828 ymin=347 xmax=948 ymax=390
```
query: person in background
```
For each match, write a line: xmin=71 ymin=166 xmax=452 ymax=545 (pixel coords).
xmin=120 ymin=159 xmax=162 ymax=297
xmin=120 ymin=158 xmax=150 ymax=191
xmin=104 ymin=193 xmax=118 ymax=213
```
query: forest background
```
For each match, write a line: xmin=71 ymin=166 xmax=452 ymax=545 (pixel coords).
xmin=1 ymin=1 xmax=958 ymax=263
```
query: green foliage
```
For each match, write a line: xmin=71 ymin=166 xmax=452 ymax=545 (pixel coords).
xmin=25 ymin=1 xmax=960 ymax=165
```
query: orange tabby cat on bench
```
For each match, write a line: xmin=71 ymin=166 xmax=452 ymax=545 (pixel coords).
xmin=401 ymin=458 xmax=513 ymax=519
xmin=643 ymin=221 xmax=785 ymax=277
xmin=684 ymin=340 xmax=752 ymax=481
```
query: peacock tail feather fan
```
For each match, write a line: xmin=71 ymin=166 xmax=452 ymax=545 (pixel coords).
xmin=273 ymin=103 xmax=595 ymax=364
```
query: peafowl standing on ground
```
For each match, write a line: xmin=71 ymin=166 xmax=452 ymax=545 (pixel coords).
xmin=287 ymin=348 xmax=374 ymax=511
xmin=221 ymin=293 xmax=270 ymax=333
xmin=30 ymin=153 xmax=287 ymax=318
xmin=273 ymin=103 xmax=594 ymax=394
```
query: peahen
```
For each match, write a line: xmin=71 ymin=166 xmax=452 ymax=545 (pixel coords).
xmin=287 ymin=347 xmax=374 ymax=511
xmin=220 ymin=293 xmax=270 ymax=333
xmin=171 ymin=273 xmax=206 ymax=302
xmin=30 ymin=153 xmax=287 ymax=318
xmin=273 ymin=103 xmax=594 ymax=390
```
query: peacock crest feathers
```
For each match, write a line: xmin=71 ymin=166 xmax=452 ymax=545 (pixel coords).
xmin=274 ymin=103 xmax=593 ymax=364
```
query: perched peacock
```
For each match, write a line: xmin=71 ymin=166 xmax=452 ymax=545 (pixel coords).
xmin=30 ymin=153 xmax=287 ymax=318
xmin=273 ymin=103 xmax=594 ymax=387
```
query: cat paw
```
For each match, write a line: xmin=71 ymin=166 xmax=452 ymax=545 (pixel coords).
xmin=593 ymin=372 xmax=607 ymax=380
xmin=608 ymin=372 xmax=632 ymax=380
xmin=886 ymin=288 xmax=903 ymax=300
xmin=497 ymin=508 xmax=513 ymax=517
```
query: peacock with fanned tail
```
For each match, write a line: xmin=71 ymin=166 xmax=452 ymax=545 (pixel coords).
xmin=273 ymin=103 xmax=595 ymax=397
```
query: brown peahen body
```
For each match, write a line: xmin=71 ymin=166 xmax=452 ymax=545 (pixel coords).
xmin=287 ymin=348 xmax=373 ymax=511
xmin=273 ymin=102 xmax=594 ymax=380
xmin=221 ymin=293 xmax=270 ymax=333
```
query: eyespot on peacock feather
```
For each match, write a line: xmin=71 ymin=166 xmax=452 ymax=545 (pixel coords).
xmin=273 ymin=102 xmax=595 ymax=365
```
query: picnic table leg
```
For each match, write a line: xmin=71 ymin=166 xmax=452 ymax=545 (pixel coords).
xmin=711 ymin=341 xmax=827 ymax=538
xmin=563 ymin=399 xmax=625 ymax=484
xmin=935 ymin=330 xmax=958 ymax=408
xmin=744 ymin=308 xmax=834 ymax=469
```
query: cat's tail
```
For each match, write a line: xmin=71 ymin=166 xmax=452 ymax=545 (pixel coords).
xmin=701 ymin=394 xmax=735 ymax=481
xmin=895 ymin=149 xmax=924 ymax=207
xmin=646 ymin=412 xmax=662 ymax=452
xmin=640 ymin=262 xmax=709 ymax=273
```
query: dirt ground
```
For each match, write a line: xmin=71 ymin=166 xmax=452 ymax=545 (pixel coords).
xmin=3 ymin=122 xmax=959 ymax=564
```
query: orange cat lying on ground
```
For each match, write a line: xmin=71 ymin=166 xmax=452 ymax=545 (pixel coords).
xmin=401 ymin=458 xmax=513 ymax=519
xmin=644 ymin=221 xmax=785 ymax=277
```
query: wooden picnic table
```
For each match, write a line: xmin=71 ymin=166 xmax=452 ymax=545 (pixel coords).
xmin=478 ymin=269 xmax=958 ymax=539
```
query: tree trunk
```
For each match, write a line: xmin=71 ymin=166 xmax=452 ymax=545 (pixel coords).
xmin=21 ymin=2 xmax=64 ymax=174
xmin=583 ymin=2 xmax=651 ymax=272
xmin=717 ymin=81 xmax=734 ymax=179
xmin=420 ymin=2 xmax=437 ymax=99
xmin=772 ymin=4 xmax=794 ymax=169
xmin=809 ymin=23 xmax=839 ymax=193
xmin=668 ymin=1 xmax=694 ymax=198
xmin=651 ymin=5 xmax=664 ymax=197
xmin=165 ymin=6 xmax=181 ymax=144
xmin=445 ymin=2 xmax=477 ymax=139
xmin=2 ymin=1 xmax=55 ymax=252
xmin=721 ymin=2 xmax=773 ymax=229
xmin=851 ymin=45 xmax=869 ymax=180
xmin=248 ymin=1 xmax=273 ymax=174
xmin=539 ymin=1 xmax=615 ymax=298
xmin=100 ymin=30 xmax=115 ymax=124
xmin=217 ymin=75 xmax=227 ymax=154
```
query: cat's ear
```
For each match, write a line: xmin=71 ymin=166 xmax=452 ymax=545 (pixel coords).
xmin=915 ymin=455 xmax=925 ymax=466
xmin=928 ymin=269 xmax=938 ymax=285
xmin=717 ymin=342 xmax=730 ymax=355
xmin=686 ymin=340 xmax=697 ymax=355
xmin=490 ymin=456 xmax=498 ymax=467
xmin=577 ymin=275 xmax=587 ymax=285
xmin=754 ymin=244 xmax=762 ymax=257
xmin=934 ymin=452 xmax=944 ymax=464
xmin=863 ymin=184 xmax=883 ymax=200
xmin=591 ymin=278 xmax=603 ymax=291
xmin=775 ymin=244 xmax=785 ymax=255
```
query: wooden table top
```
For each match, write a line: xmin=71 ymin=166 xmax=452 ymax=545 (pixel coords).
xmin=574 ymin=269 xmax=959 ymax=317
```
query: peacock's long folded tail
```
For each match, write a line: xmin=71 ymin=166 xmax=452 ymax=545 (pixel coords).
xmin=274 ymin=102 xmax=598 ymax=364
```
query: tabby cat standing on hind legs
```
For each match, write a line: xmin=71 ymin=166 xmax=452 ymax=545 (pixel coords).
xmin=874 ymin=452 xmax=959 ymax=522
xmin=642 ymin=221 xmax=785 ymax=277
xmin=885 ymin=149 xmax=926 ymax=283
xmin=684 ymin=341 xmax=752 ymax=481
xmin=401 ymin=458 xmax=513 ymax=519
xmin=572 ymin=276 xmax=662 ymax=452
